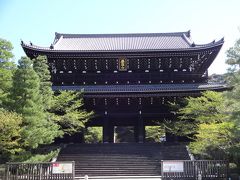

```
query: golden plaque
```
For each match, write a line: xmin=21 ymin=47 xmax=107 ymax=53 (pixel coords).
xmin=119 ymin=58 xmax=128 ymax=71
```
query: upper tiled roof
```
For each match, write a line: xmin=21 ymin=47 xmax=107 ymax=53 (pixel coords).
xmin=21 ymin=31 xmax=224 ymax=52
xmin=53 ymin=31 xmax=192 ymax=51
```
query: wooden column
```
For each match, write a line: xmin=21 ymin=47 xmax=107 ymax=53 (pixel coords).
xmin=103 ymin=111 xmax=114 ymax=143
xmin=103 ymin=111 xmax=109 ymax=143
xmin=135 ymin=111 xmax=145 ymax=143
xmin=134 ymin=124 xmax=139 ymax=142
xmin=108 ymin=124 xmax=114 ymax=143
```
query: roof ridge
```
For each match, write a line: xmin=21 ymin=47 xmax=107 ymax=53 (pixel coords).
xmin=54 ymin=31 xmax=190 ymax=38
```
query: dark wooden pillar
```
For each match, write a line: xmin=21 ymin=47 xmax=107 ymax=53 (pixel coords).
xmin=108 ymin=124 xmax=114 ymax=143
xmin=135 ymin=111 xmax=145 ymax=143
xmin=103 ymin=111 xmax=114 ymax=143
xmin=103 ymin=111 xmax=109 ymax=143
xmin=103 ymin=118 xmax=109 ymax=143
xmin=134 ymin=124 xmax=139 ymax=142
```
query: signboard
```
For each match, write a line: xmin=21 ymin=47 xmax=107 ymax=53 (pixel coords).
xmin=118 ymin=58 xmax=128 ymax=71
xmin=162 ymin=161 xmax=184 ymax=172
xmin=52 ymin=163 xmax=73 ymax=174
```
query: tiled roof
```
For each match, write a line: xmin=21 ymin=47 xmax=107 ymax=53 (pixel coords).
xmin=52 ymin=83 xmax=229 ymax=93
xmin=53 ymin=32 xmax=192 ymax=51
xmin=21 ymin=31 xmax=224 ymax=52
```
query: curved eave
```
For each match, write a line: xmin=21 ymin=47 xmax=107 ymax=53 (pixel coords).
xmin=21 ymin=41 xmax=223 ymax=54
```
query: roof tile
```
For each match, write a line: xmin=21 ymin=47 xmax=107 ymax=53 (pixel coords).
xmin=53 ymin=32 xmax=191 ymax=51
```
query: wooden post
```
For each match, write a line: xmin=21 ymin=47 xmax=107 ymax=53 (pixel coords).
xmin=108 ymin=124 xmax=114 ymax=143
xmin=138 ymin=111 xmax=144 ymax=143
xmin=72 ymin=161 xmax=75 ymax=180
xmin=103 ymin=111 xmax=109 ymax=143
xmin=5 ymin=164 xmax=9 ymax=180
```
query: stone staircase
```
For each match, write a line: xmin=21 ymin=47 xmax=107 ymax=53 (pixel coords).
xmin=57 ymin=143 xmax=190 ymax=177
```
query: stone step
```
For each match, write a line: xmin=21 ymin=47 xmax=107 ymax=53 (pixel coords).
xmin=57 ymin=143 xmax=190 ymax=177
xmin=58 ymin=157 xmax=158 ymax=161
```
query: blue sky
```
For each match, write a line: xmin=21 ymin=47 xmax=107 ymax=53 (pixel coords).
xmin=1 ymin=0 xmax=240 ymax=74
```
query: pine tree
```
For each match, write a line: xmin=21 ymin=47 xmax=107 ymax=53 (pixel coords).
xmin=50 ymin=90 xmax=93 ymax=135
xmin=10 ymin=57 xmax=60 ymax=149
xmin=225 ymin=37 xmax=240 ymax=166
xmin=33 ymin=55 xmax=53 ymax=110
xmin=226 ymin=38 xmax=240 ymax=73
xmin=0 ymin=38 xmax=15 ymax=107
xmin=32 ymin=55 xmax=93 ymax=137
xmin=0 ymin=108 xmax=23 ymax=161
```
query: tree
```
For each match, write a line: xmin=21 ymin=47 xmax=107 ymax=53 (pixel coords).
xmin=226 ymin=38 xmax=240 ymax=73
xmin=49 ymin=90 xmax=93 ymax=135
xmin=173 ymin=91 xmax=227 ymax=136
xmin=9 ymin=57 xmax=60 ymax=149
xmin=225 ymin=36 xmax=240 ymax=165
xmin=0 ymin=38 xmax=13 ymax=61
xmin=0 ymin=109 xmax=23 ymax=161
xmin=189 ymin=121 xmax=237 ymax=159
xmin=145 ymin=125 xmax=165 ymax=142
xmin=175 ymin=91 xmax=240 ymax=162
xmin=0 ymin=38 xmax=15 ymax=107
xmin=85 ymin=127 xmax=102 ymax=143
xmin=33 ymin=55 xmax=53 ymax=110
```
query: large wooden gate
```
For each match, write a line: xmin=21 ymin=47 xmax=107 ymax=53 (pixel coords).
xmin=3 ymin=162 xmax=75 ymax=180
xmin=161 ymin=160 xmax=228 ymax=180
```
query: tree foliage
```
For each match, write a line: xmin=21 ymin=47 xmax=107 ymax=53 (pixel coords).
xmin=0 ymin=38 xmax=15 ymax=107
xmin=175 ymin=91 xmax=228 ymax=136
xmin=145 ymin=125 xmax=165 ymax=142
xmin=0 ymin=38 xmax=93 ymax=162
xmin=226 ymin=38 xmax=240 ymax=73
xmin=0 ymin=109 xmax=23 ymax=160
xmin=85 ymin=127 xmax=102 ymax=143
xmin=9 ymin=57 xmax=60 ymax=149
xmin=0 ymin=38 xmax=14 ymax=61
xmin=224 ymin=37 xmax=240 ymax=165
xmin=50 ymin=90 xmax=93 ymax=135
xmin=33 ymin=55 xmax=53 ymax=110
xmin=174 ymin=91 xmax=240 ymax=161
xmin=189 ymin=122 xmax=238 ymax=159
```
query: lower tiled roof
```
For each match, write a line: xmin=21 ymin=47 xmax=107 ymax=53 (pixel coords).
xmin=52 ymin=83 xmax=229 ymax=93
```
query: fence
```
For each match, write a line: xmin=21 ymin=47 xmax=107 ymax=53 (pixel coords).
xmin=161 ymin=160 xmax=228 ymax=180
xmin=0 ymin=169 xmax=5 ymax=180
xmin=3 ymin=161 xmax=75 ymax=180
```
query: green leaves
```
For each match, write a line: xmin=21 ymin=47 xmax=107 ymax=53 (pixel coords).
xmin=0 ymin=38 xmax=15 ymax=108
xmin=0 ymin=38 xmax=14 ymax=61
xmin=33 ymin=55 xmax=53 ymax=110
xmin=9 ymin=57 xmax=61 ymax=150
xmin=145 ymin=126 xmax=165 ymax=142
xmin=175 ymin=90 xmax=240 ymax=163
xmin=173 ymin=91 xmax=228 ymax=137
xmin=50 ymin=90 xmax=94 ymax=135
xmin=0 ymin=109 xmax=23 ymax=159
xmin=85 ymin=127 xmax=102 ymax=143
xmin=189 ymin=122 xmax=236 ymax=157
xmin=181 ymin=91 xmax=227 ymax=123
xmin=226 ymin=39 xmax=240 ymax=72
xmin=0 ymin=38 xmax=94 ymax=162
